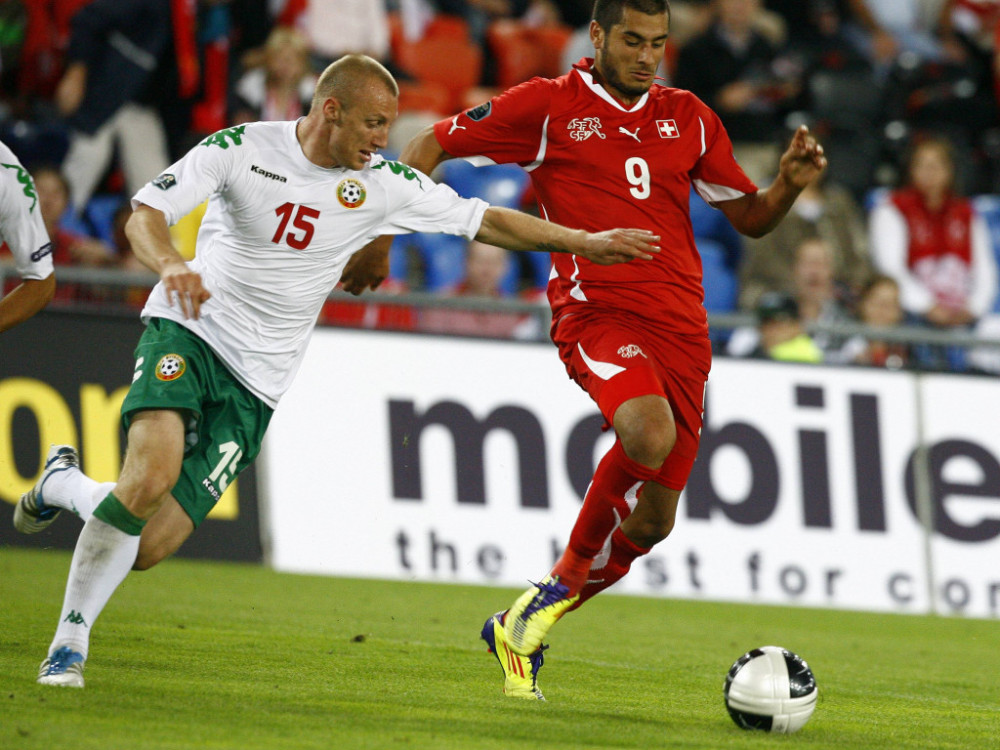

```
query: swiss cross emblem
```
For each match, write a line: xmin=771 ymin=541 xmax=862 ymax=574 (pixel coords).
xmin=657 ymin=119 xmax=679 ymax=138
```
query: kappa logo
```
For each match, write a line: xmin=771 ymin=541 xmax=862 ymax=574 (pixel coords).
xmin=618 ymin=344 xmax=647 ymax=359
xmin=250 ymin=164 xmax=287 ymax=183
xmin=567 ymin=117 xmax=606 ymax=141
xmin=2 ymin=162 xmax=38 ymax=211
xmin=656 ymin=119 xmax=680 ymax=139
xmin=155 ymin=353 xmax=186 ymax=381
xmin=337 ymin=178 xmax=366 ymax=208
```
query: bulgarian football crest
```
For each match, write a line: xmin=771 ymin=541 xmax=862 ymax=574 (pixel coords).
xmin=155 ymin=353 xmax=186 ymax=381
xmin=337 ymin=178 xmax=367 ymax=209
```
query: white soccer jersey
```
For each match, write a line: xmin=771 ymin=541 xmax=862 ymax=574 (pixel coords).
xmin=133 ymin=120 xmax=488 ymax=407
xmin=0 ymin=140 xmax=53 ymax=282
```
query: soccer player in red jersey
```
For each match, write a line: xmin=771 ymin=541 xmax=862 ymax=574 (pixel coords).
xmin=344 ymin=0 xmax=828 ymax=700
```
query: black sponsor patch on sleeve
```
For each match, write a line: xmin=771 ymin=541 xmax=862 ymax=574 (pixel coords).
xmin=466 ymin=101 xmax=492 ymax=121
xmin=152 ymin=173 xmax=177 ymax=190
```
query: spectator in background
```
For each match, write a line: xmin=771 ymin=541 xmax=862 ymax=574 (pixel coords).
xmin=231 ymin=26 xmax=316 ymax=124
xmin=779 ymin=0 xmax=873 ymax=74
xmin=750 ymin=290 xmax=824 ymax=362
xmin=869 ymin=136 xmax=998 ymax=330
xmin=280 ymin=0 xmax=392 ymax=70
xmin=842 ymin=0 xmax=969 ymax=73
xmin=33 ymin=165 xmax=116 ymax=303
xmin=837 ymin=273 xmax=910 ymax=369
xmin=16 ymin=0 xmax=93 ymax=110
xmin=730 ymin=236 xmax=850 ymax=359
xmin=35 ymin=166 xmax=116 ymax=271
xmin=738 ymin=172 xmax=870 ymax=310
xmin=55 ymin=0 xmax=197 ymax=215
xmin=674 ymin=0 xmax=801 ymax=184
xmin=419 ymin=240 xmax=543 ymax=338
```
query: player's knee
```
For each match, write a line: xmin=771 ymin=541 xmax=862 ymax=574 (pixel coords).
xmin=116 ymin=473 xmax=175 ymax=514
xmin=620 ymin=416 xmax=676 ymax=469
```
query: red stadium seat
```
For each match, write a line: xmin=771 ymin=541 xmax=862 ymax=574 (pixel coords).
xmin=397 ymin=81 xmax=453 ymax=116
xmin=393 ymin=17 xmax=483 ymax=112
xmin=486 ymin=21 xmax=573 ymax=89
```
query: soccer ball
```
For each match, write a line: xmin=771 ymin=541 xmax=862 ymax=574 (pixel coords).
xmin=724 ymin=646 xmax=817 ymax=734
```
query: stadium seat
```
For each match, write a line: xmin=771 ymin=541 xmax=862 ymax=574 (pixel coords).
xmin=437 ymin=160 xmax=530 ymax=208
xmin=393 ymin=17 xmax=483 ymax=112
xmin=83 ymin=194 xmax=125 ymax=246
xmin=973 ymin=195 xmax=1000 ymax=312
xmin=523 ymin=251 xmax=552 ymax=290
xmin=403 ymin=232 xmax=467 ymax=291
xmin=808 ymin=69 xmax=885 ymax=131
xmin=486 ymin=21 xmax=573 ymax=89
xmin=397 ymin=80 xmax=453 ymax=116
xmin=699 ymin=239 xmax=738 ymax=313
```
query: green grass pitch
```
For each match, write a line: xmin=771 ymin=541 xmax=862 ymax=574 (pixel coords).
xmin=1 ymin=546 xmax=998 ymax=749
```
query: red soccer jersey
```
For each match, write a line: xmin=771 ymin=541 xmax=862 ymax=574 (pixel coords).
xmin=433 ymin=58 xmax=758 ymax=336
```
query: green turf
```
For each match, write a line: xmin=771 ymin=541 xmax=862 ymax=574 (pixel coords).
xmin=1 ymin=547 xmax=998 ymax=749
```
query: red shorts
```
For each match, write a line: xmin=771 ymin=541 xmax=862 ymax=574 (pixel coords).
xmin=551 ymin=310 xmax=711 ymax=490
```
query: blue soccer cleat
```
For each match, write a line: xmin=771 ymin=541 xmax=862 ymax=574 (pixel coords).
xmin=38 ymin=646 xmax=85 ymax=688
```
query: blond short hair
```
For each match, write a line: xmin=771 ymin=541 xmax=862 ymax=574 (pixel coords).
xmin=311 ymin=54 xmax=398 ymax=112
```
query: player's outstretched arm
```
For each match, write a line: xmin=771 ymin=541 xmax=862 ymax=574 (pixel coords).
xmin=0 ymin=273 xmax=55 ymax=333
xmin=476 ymin=206 xmax=659 ymax=265
xmin=717 ymin=125 xmax=828 ymax=238
xmin=126 ymin=204 xmax=211 ymax=320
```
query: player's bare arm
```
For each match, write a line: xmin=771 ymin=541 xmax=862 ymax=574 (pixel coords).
xmin=125 ymin=204 xmax=211 ymax=320
xmin=340 ymin=235 xmax=392 ymax=295
xmin=0 ymin=273 xmax=56 ymax=333
xmin=716 ymin=125 xmax=828 ymax=238
xmin=476 ymin=206 xmax=659 ymax=265
xmin=341 ymin=125 xmax=451 ymax=295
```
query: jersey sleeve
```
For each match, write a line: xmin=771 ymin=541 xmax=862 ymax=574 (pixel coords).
xmin=0 ymin=168 xmax=53 ymax=280
xmin=433 ymin=78 xmax=554 ymax=165
xmin=688 ymin=103 xmax=758 ymax=204
xmin=132 ymin=129 xmax=241 ymax=224
xmin=371 ymin=159 xmax=488 ymax=239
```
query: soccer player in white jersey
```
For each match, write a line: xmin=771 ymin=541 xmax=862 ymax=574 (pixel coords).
xmin=0 ymin=140 xmax=55 ymax=332
xmin=14 ymin=54 xmax=661 ymax=688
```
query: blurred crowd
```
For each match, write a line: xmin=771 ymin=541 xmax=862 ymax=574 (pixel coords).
xmin=2 ymin=0 xmax=1000 ymax=372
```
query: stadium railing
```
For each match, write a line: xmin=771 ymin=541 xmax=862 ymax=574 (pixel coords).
xmin=4 ymin=262 xmax=1000 ymax=371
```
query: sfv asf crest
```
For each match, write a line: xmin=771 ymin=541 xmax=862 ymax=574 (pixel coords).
xmin=568 ymin=117 xmax=606 ymax=141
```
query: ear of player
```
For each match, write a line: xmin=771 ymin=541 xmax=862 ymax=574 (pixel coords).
xmin=724 ymin=645 xmax=818 ymax=734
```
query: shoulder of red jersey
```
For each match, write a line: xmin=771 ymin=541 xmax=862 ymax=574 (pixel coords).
xmin=647 ymin=84 xmax=715 ymax=116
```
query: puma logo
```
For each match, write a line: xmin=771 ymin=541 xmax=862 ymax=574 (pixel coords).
xmin=619 ymin=126 xmax=641 ymax=142
xmin=448 ymin=116 xmax=467 ymax=135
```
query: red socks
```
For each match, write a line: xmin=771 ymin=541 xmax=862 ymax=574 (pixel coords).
xmin=551 ymin=440 xmax=657 ymax=594
xmin=570 ymin=528 xmax=650 ymax=609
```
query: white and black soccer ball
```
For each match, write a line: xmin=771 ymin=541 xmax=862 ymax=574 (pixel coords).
xmin=724 ymin=646 xmax=817 ymax=734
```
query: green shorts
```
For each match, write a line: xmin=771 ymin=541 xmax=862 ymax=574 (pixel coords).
xmin=121 ymin=317 xmax=273 ymax=527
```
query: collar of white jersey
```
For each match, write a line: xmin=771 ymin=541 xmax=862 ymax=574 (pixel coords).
xmin=572 ymin=58 xmax=650 ymax=113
